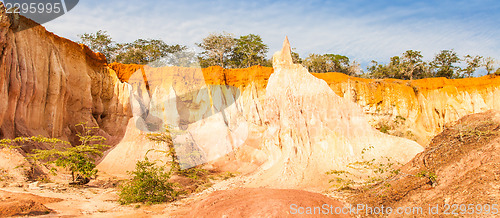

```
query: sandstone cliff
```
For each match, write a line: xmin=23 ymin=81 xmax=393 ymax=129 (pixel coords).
xmin=318 ymin=73 xmax=500 ymax=145
xmin=98 ymin=38 xmax=424 ymax=191
xmin=236 ymin=38 xmax=423 ymax=188
xmin=0 ymin=5 xmax=131 ymax=144
xmin=2 ymin=2 xmax=499 ymax=190
xmin=107 ymin=64 xmax=500 ymax=147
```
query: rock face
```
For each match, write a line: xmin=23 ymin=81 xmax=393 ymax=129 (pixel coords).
xmin=352 ymin=110 xmax=500 ymax=216
xmin=99 ymin=38 xmax=424 ymax=190
xmin=317 ymin=73 xmax=500 ymax=145
xmin=0 ymin=5 xmax=131 ymax=143
xmin=98 ymin=65 xmax=250 ymax=174
xmin=230 ymin=38 xmax=423 ymax=188
xmin=107 ymin=62 xmax=500 ymax=148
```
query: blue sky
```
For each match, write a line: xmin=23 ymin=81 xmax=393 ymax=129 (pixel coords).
xmin=41 ymin=0 xmax=500 ymax=71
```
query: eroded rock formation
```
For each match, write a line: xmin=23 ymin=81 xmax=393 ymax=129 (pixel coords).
xmin=2 ymin=2 xmax=499 ymax=191
xmin=351 ymin=110 xmax=500 ymax=214
xmin=317 ymin=73 xmax=500 ymax=145
xmin=98 ymin=65 xmax=251 ymax=174
xmin=98 ymin=38 xmax=424 ymax=190
xmin=107 ymin=62 xmax=500 ymax=148
xmin=0 ymin=5 xmax=131 ymax=144
xmin=228 ymin=38 xmax=423 ymax=188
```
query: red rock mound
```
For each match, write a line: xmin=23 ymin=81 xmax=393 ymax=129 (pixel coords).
xmin=184 ymin=188 xmax=350 ymax=218
xmin=0 ymin=190 xmax=62 ymax=217
xmin=351 ymin=110 xmax=500 ymax=217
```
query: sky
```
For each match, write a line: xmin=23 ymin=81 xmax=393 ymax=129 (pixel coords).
xmin=36 ymin=0 xmax=500 ymax=71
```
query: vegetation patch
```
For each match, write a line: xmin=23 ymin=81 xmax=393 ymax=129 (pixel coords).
xmin=0 ymin=123 xmax=108 ymax=185
xmin=118 ymin=129 xmax=238 ymax=205
xmin=326 ymin=146 xmax=403 ymax=191
xmin=118 ymin=157 xmax=180 ymax=205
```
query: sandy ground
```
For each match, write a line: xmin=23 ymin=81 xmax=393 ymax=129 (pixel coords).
xmin=177 ymin=188 xmax=350 ymax=218
xmin=0 ymin=172 xmax=350 ymax=217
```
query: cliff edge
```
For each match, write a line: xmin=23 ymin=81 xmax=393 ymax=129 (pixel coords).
xmin=0 ymin=4 xmax=131 ymax=144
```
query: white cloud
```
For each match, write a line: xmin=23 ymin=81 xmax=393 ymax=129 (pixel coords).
xmin=44 ymin=0 xmax=500 ymax=69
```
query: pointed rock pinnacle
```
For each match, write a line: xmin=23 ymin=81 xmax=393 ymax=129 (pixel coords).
xmin=281 ymin=36 xmax=293 ymax=64
xmin=273 ymin=36 xmax=294 ymax=67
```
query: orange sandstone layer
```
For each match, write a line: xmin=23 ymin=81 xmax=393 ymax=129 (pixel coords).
xmin=110 ymin=63 xmax=500 ymax=145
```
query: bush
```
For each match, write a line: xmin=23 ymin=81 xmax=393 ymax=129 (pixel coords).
xmin=28 ymin=123 xmax=108 ymax=184
xmin=377 ymin=123 xmax=391 ymax=134
xmin=327 ymin=153 xmax=402 ymax=191
xmin=118 ymin=157 xmax=180 ymax=205
xmin=1 ymin=123 xmax=107 ymax=184
xmin=416 ymin=170 xmax=438 ymax=186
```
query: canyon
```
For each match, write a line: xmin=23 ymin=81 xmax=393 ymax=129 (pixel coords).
xmin=1 ymin=4 xmax=500 ymax=217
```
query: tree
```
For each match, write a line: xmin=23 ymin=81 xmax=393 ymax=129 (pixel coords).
xmin=367 ymin=60 xmax=387 ymax=79
xmin=78 ymin=30 xmax=115 ymax=62
xmin=115 ymin=39 xmax=186 ymax=65
xmin=346 ymin=60 xmax=362 ymax=76
xmin=483 ymin=57 xmax=496 ymax=75
xmin=401 ymin=50 xmax=423 ymax=80
xmin=367 ymin=56 xmax=406 ymax=79
xmin=291 ymin=48 xmax=302 ymax=64
xmin=232 ymin=34 xmax=268 ymax=68
xmin=325 ymin=54 xmax=351 ymax=73
xmin=119 ymin=129 xmax=212 ymax=205
xmin=1 ymin=123 xmax=108 ymax=185
xmin=430 ymin=50 xmax=461 ymax=78
xmin=303 ymin=53 xmax=331 ymax=73
xmin=79 ymin=31 xmax=186 ymax=65
xmin=302 ymin=53 xmax=358 ymax=75
xmin=29 ymin=123 xmax=109 ymax=185
xmin=197 ymin=32 xmax=236 ymax=68
xmin=461 ymin=55 xmax=483 ymax=78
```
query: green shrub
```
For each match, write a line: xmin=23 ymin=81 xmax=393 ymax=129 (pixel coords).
xmin=119 ymin=128 xmax=232 ymax=204
xmin=1 ymin=123 xmax=107 ymax=184
xmin=0 ymin=136 xmax=68 ymax=149
xmin=327 ymin=154 xmax=402 ymax=191
xmin=29 ymin=123 xmax=108 ymax=184
xmin=377 ymin=124 xmax=390 ymax=134
xmin=118 ymin=157 xmax=180 ymax=205
xmin=416 ymin=170 xmax=438 ymax=186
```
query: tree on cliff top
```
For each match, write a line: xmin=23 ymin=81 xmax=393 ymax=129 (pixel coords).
xmin=366 ymin=49 xmax=471 ymax=79
xmin=291 ymin=49 xmax=302 ymax=64
xmin=367 ymin=56 xmax=405 ymax=79
xmin=79 ymin=30 xmax=186 ymax=64
xmin=115 ymin=39 xmax=186 ymax=65
xmin=482 ymin=57 xmax=496 ymax=75
xmin=430 ymin=49 xmax=461 ymax=78
xmin=197 ymin=32 xmax=270 ymax=68
xmin=302 ymin=53 xmax=360 ymax=76
xmin=401 ymin=50 xmax=424 ymax=80
xmin=461 ymin=55 xmax=483 ymax=78
xmin=197 ymin=32 xmax=236 ymax=68
xmin=78 ymin=30 xmax=115 ymax=62
xmin=232 ymin=34 xmax=269 ymax=68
